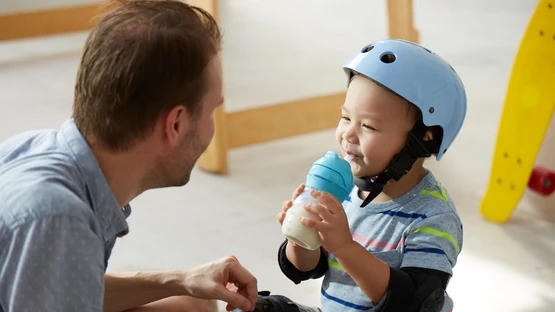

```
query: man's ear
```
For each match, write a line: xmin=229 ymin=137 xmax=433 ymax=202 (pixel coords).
xmin=163 ymin=105 xmax=190 ymax=147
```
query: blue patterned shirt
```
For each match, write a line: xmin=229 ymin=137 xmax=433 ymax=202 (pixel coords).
xmin=0 ymin=119 xmax=131 ymax=311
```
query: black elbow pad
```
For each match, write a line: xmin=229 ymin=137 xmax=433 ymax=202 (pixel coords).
xmin=277 ymin=240 xmax=328 ymax=284
xmin=377 ymin=266 xmax=449 ymax=312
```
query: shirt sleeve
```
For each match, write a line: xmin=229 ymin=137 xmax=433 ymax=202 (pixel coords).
xmin=401 ymin=212 xmax=463 ymax=275
xmin=0 ymin=215 xmax=105 ymax=311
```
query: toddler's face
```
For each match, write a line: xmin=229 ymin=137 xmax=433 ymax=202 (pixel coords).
xmin=335 ymin=75 xmax=416 ymax=178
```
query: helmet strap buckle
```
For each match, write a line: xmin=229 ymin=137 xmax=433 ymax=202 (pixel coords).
xmin=355 ymin=121 xmax=436 ymax=207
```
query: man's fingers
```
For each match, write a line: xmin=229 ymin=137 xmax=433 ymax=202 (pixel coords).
xmin=225 ymin=302 xmax=235 ymax=311
xmin=226 ymin=282 xmax=239 ymax=292
xmin=216 ymin=286 xmax=252 ymax=312
xmin=224 ymin=255 xmax=239 ymax=263
xmin=226 ymin=302 xmax=240 ymax=311
xmin=234 ymin=276 xmax=258 ymax=309
xmin=229 ymin=263 xmax=258 ymax=310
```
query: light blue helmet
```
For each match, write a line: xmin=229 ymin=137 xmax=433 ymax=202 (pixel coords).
xmin=342 ymin=39 xmax=467 ymax=160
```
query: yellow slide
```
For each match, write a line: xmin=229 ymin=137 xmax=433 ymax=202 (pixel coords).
xmin=480 ymin=0 xmax=555 ymax=223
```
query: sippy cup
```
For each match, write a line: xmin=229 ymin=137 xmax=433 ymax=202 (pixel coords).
xmin=281 ymin=151 xmax=353 ymax=250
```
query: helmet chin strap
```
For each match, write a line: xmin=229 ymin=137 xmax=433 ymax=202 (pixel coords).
xmin=354 ymin=120 xmax=438 ymax=207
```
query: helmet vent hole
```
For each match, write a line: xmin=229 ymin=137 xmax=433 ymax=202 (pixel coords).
xmin=380 ymin=52 xmax=396 ymax=64
xmin=362 ymin=45 xmax=374 ymax=53
xmin=429 ymin=107 xmax=435 ymax=114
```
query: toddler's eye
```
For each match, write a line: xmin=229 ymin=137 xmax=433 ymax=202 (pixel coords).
xmin=341 ymin=116 xmax=350 ymax=121
xmin=363 ymin=124 xmax=376 ymax=131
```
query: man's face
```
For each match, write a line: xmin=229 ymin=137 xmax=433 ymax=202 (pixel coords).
xmin=163 ymin=55 xmax=223 ymax=187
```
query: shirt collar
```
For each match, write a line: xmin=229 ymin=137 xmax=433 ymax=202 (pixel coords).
xmin=59 ymin=119 xmax=130 ymax=241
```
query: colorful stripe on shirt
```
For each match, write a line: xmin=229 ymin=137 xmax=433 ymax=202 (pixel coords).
xmin=321 ymin=288 xmax=372 ymax=310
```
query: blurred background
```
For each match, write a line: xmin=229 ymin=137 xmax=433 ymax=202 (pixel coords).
xmin=1 ymin=0 xmax=554 ymax=311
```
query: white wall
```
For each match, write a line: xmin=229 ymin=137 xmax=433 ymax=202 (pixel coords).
xmin=0 ymin=0 xmax=101 ymax=15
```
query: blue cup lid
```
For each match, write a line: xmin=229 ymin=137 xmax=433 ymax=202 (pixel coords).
xmin=305 ymin=150 xmax=354 ymax=202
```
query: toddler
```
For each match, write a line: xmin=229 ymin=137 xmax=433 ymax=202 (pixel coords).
xmin=240 ymin=38 xmax=466 ymax=312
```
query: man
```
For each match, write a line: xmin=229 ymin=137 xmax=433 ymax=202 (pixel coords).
xmin=0 ymin=1 xmax=258 ymax=311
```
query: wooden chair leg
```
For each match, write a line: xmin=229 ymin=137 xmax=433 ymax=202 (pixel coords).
xmin=196 ymin=104 xmax=229 ymax=174
xmin=387 ymin=0 xmax=419 ymax=43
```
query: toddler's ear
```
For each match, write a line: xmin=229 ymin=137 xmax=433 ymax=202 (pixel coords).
xmin=423 ymin=129 xmax=434 ymax=142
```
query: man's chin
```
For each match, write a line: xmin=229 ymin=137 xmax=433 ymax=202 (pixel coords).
xmin=166 ymin=171 xmax=192 ymax=188
xmin=177 ymin=173 xmax=191 ymax=187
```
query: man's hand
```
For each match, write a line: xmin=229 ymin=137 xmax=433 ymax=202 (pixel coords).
xmin=300 ymin=190 xmax=354 ymax=254
xmin=182 ymin=255 xmax=258 ymax=311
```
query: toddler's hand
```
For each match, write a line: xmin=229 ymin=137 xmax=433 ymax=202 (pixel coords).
xmin=277 ymin=183 xmax=305 ymax=225
xmin=301 ymin=190 xmax=353 ymax=254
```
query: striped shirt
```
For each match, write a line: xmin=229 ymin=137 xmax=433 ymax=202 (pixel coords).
xmin=321 ymin=171 xmax=462 ymax=311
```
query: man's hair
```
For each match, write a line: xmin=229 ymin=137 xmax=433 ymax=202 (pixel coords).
xmin=73 ymin=0 xmax=222 ymax=151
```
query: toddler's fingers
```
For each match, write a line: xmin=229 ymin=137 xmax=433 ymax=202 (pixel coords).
xmin=291 ymin=183 xmax=305 ymax=201
xmin=282 ymin=200 xmax=293 ymax=211
xmin=277 ymin=212 xmax=285 ymax=223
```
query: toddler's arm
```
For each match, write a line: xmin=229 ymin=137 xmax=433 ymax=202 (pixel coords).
xmin=277 ymin=240 xmax=328 ymax=285
xmin=284 ymin=239 xmax=322 ymax=272
xmin=334 ymin=211 xmax=462 ymax=311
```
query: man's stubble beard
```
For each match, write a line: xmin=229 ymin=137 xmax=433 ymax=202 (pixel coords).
xmin=173 ymin=125 xmax=211 ymax=187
